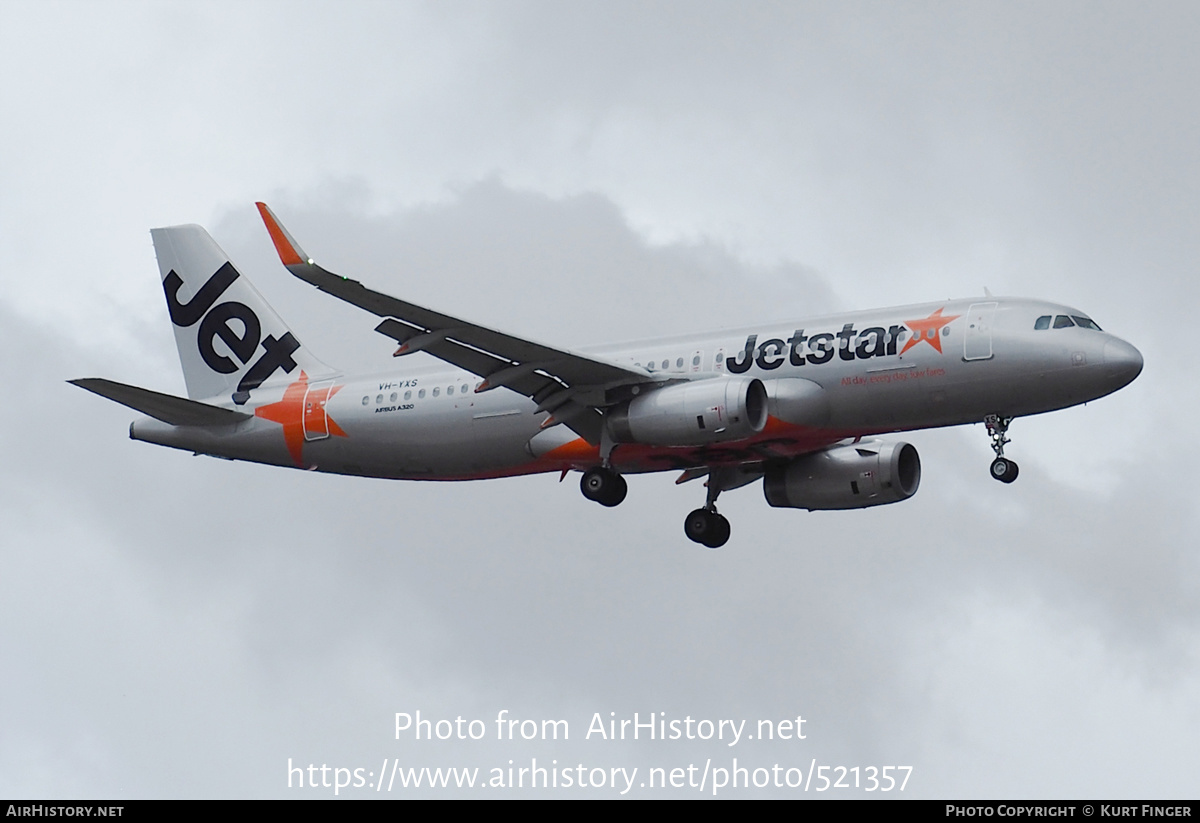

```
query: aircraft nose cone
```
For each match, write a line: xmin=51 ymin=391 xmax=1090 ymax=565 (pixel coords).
xmin=1103 ymin=338 xmax=1143 ymax=387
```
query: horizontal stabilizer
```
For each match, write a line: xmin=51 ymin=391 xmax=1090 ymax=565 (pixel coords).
xmin=69 ymin=378 xmax=252 ymax=427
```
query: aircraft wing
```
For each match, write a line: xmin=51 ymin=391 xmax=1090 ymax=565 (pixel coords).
xmin=256 ymin=203 xmax=658 ymax=444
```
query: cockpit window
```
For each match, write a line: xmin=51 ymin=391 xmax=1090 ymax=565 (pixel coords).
xmin=1053 ymin=315 xmax=1075 ymax=329
xmin=1034 ymin=315 xmax=1051 ymax=330
xmin=1071 ymin=315 xmax=1102 ymax=331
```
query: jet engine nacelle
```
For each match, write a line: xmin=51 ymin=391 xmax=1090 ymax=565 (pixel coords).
xmin=763 ymin=440 xmax=921 ymax=510
xmin=607 ymin=376 xmax=768 ymax=446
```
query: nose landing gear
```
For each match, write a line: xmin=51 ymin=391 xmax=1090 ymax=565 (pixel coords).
xmin=984 ymin=414 xmax=1019 ymax=484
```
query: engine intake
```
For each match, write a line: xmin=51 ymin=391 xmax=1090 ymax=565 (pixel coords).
xmin=763 ymin=440 xmax=921 ymax=510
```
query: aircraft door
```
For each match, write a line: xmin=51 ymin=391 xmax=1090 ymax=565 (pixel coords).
xmin=964 ymin=302 xmax=998 ymax=361
xmin=303 ymin=380 xmax=335 ymax=441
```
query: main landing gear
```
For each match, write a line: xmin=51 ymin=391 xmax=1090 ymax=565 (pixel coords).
xmin=684 ymin=473 xmax=731 ymax=549
xmin=580 ymin=466 xmax=627 ymax=507
xmin=684 ymin=508 xmax=730 ymax=549
xmin=578 ymin=463 xmax=732 ymax=549
xmin=984 ymin=414 xmax=1019 ymax=484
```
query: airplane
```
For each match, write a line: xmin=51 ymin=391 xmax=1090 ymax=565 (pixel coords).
xmin=71 ymin=203 xmax=1144 ymax=548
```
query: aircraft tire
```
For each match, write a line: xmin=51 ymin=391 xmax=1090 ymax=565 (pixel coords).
xmin=990 ymin=457 xmax=1019 ymax=484
xmin=581 ymin=467 xmax=627 ymax=506
xmin=602 ymin=473 xmax=628 ymax=507
xmin=705 ymin=513 xmax=731 ymax=548
xmin=684 ymin=509 xmax=729 ymax=548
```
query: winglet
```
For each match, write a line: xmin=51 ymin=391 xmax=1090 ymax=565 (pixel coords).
xmin=255 ymin=202 xmax=311 ymax=267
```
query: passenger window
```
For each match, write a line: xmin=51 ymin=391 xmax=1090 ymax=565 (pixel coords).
xmin=447 ymin=385 xmax=454 ymax=396
xmin=662 ymin=360 xmax=669 ymax=370
xmin=461 ymin=384 xmax=469 ymax=394
xmin=676 ymin=357 xmax=683 ymax=368
xmin=1053 ymin=315 xmax=1075 ymax=329
xmin=1034 ymin=316 xmax=1051 ymax=330
xmin=361 ymin=396 xmax=369 ymax=406
xmin=693 ymin=355 xmax=701 ymax=366
xmin=432 ymin=387 xmax=440 ymax=397
xmin=376 ymin=394 xmax=383 ymax=404
xmin=418 ymin=389 xmax=426 ymax=399
xmin=404 ymin=390 xmax=412 ymax=400
xmin=390 ymin=392 xmax=397 ymax=403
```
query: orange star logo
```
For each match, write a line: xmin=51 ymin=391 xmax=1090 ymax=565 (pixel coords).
xmin=253 ymin=371 xmax=347 ymax=467
xmin=900 ymin=307 xmax=960 ymax=354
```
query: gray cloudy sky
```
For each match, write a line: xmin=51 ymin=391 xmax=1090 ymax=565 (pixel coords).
xmin=2 ymin=1 xmax=1197 ymax=798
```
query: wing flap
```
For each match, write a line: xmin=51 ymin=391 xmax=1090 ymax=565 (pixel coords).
xmin=70 ymin=378 xmax=251 ymax=427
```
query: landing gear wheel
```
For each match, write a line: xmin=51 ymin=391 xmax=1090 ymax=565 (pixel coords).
xmin=984 ymin=415 xmax=1019 ymax=485
xmin=707 ymin=513 xmax=731 ymax=548
xmin=684 ymin=508 xmax=731 ymax=548
xmin=990 ymin=457 xmax=1019 ymax=484
xmin=580 ymin=467 xmax=627 ymax=507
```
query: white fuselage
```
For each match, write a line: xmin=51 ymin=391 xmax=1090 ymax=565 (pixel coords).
xmin=130 ymin=296 xmax=1143 ymax=481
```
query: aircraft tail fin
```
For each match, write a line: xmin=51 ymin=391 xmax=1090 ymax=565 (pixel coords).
xmin=69 ymin=378 xmax=252 ymax=427
xmin=150 ymin=223 xmax=337 ymax=405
